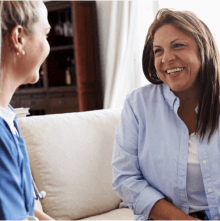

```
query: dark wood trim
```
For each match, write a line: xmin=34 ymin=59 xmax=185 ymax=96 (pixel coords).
xmin=74 ymin=1 xmax=95 ymax=7
xmin=48 ymin=86 xmax=77 ymax=93
xmin=44 ymin=1 xmax=71 ymax=11
xmin=73 ymin=1 xmax=103 ymax=111
xmin=50 ymin=45 xmax=74 ymax=52
xmin=15 ymin=88 xmax=46 ymax=94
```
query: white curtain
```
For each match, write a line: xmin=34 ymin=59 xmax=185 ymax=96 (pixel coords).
xmin=103 ymin=1 xmax=155 ymax=109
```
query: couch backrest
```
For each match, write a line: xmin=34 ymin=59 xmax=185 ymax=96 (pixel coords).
xmin=18 ymin=108 xmax=122 ymax=220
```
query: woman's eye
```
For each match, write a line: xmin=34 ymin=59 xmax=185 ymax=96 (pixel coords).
xmin=154 ymin=49 xmax=162 ymax=54
xmin=173 ymin=43 xmax=185 ymax=48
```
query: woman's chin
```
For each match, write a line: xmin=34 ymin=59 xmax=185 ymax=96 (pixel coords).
xmin=28 ymin=72 xmax=40 ymax=84
xmin=32 ymin=78 xmax=40 ymax=84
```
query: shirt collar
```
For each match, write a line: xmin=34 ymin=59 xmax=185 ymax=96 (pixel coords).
xmin=162 ymin=83 xmax=199 ymax=113
xmin=162 ymin=83 xmax=179 ymax=111
xmin=0 ymin=106 xmax=16 ymax=126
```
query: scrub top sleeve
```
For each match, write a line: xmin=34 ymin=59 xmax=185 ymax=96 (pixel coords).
xmin=0 ymin=132 xmax=28 ymax=220
xmin=112 ymin=96 xmax=164 ymax=219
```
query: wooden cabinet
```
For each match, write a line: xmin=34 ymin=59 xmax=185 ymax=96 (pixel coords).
xmin=10 ymin=1 xmax=102 ymax=116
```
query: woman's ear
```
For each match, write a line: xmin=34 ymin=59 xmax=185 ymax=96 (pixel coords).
xmin=8 ymin=25 xmax=25 ymax=53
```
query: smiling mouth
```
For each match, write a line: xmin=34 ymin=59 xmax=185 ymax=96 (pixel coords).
xmin=166 ymin=67 xmax=184 ymax=75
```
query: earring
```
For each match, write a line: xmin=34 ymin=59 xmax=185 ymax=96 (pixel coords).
xmin=17 ymin=51 xmax=25 ymax=57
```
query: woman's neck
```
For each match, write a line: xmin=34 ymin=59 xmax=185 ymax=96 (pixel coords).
xmin=174 ymin=88 xmax=199 ymax=135
xmin=173 ymin=84 xmax=199 ymax=107
xmin=0 ymin=73 xmax=17 ymax=109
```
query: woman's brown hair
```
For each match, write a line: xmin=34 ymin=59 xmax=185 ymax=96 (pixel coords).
xmin=142 ymin=8 xmax=220 ymax=142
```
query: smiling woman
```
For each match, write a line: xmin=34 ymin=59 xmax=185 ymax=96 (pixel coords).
xmin=143 ymin=9 xmax=220 ymax=141
xmin=112 ymin=8 xmax=220 ymax=221
xmin=153 ymin=24 xmax=201 ymax=98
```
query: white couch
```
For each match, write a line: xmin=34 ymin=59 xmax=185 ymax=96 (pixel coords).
xmin=17 ymin=108 xmax=135 ymax=220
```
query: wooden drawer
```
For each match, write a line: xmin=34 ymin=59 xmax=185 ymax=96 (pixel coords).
xmin=20 ymin=98 xmax=47 ymax=109
xmin=49 ymin=97 xmax=78 ymax=113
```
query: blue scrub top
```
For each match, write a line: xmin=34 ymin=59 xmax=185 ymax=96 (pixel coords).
xmin=0 ymin=111 xmax=35 ymax=219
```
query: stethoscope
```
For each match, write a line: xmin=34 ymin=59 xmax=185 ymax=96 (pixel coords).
xmin=21 ymin=179 xmax=46 ymax=221
xmin=32 ymin=180 xmax=46 ymax=200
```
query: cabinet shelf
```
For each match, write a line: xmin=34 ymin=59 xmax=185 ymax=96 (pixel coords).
xmin=50 ymin=45 xmax=74 ymax=52
xmin=48 ymin=86 xmax=77 ymax=93
xmin=16 ymin=88 xmax=46 ymax=94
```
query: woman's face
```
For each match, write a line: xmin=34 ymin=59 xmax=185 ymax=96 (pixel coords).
xmin=153 ymin=24 xmax=201 ymax=96
xmin=21 ymin=1 xmax=50 ymax=84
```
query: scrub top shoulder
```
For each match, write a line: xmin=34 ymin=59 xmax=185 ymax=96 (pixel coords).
xmin=0 ymin=112 xmax=35 ymax=220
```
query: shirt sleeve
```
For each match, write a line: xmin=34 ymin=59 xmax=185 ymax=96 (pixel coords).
xmin=0 ymin=129 xmax=28 ymax=220
xmin=112 ymin=96 xmax=165 ymax=219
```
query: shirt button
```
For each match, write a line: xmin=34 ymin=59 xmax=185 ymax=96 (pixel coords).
xmin=208 ymin=188 xmax=212 ymax=193
xmin=203 ymin=160 xmax=207 ymax=165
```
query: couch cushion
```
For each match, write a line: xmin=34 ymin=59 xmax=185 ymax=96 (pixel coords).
xmin=81 ymin=208 xmax=135 ymax=220
xmin=18 ymin=108 xmax=122 ymax=220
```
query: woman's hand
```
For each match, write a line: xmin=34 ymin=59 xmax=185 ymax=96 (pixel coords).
xmin=34 ymin=208 xmax=54 ymax=220
xmin=149 ymin=199 xmax=200 ymax=220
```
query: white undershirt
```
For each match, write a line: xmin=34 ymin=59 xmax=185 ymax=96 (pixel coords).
xmin=188 ymin=133 xmax=199 ymax=164
xmin=0 ymin=106 xmax=19 ymax=135
xmin=187 ymin=133 xmax=209 ymax=212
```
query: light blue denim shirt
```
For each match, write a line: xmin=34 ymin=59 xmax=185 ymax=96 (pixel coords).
xmin=112 ymin=83 xmax=220 ymax=220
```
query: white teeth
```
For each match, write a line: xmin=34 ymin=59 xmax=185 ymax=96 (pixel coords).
xmin=166 ymin=67 xmax=184 ymax=74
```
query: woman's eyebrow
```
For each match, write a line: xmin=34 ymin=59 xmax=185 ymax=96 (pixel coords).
xmin=170 ymin=39 xmax=180 ymax=44
xmin=153 ymin=39 xmax=182 ymax=48
xmin=153 ymin=45 xmax=161 ymax=48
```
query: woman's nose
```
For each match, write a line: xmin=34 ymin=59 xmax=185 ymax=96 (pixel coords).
xmin=162 ymin=50 xmax=176 ymax=63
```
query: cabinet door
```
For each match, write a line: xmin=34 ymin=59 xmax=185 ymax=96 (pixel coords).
xmin=45 ymin=1 xmax=76 ymax=89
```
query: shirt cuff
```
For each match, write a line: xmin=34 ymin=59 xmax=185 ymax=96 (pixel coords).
xmin=134 ymin=186 xmax=165 ymax=219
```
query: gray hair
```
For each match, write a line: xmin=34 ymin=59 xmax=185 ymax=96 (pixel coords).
xmin=1 ymin=1 xmax=40 ymax=37
xmin=0 ymin=1 xmax=40 ymax=88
